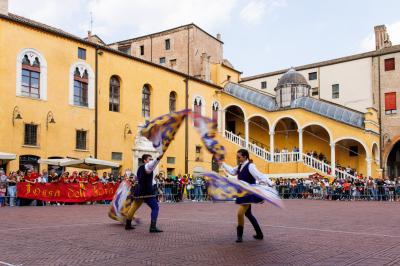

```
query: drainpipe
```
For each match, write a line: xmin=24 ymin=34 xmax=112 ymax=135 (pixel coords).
xmin=95 ymin=46 xmax=99 ymax=158
xmin=377 ymin=55 xmax=383 ymax=177
xmin=184 ymin=26 xmax=190 ymax=173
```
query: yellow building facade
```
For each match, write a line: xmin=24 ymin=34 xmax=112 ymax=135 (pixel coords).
xmin=0 ymin=13 xmax=380 ymax=179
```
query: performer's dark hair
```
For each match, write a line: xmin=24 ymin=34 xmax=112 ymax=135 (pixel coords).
xmin=142 ymin=154 xmax=152 ymax=161
xmin=237 ymin=149 xmax=253 ymax=163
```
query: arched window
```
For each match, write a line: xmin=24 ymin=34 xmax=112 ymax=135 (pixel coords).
xmin=142 ymin=85 xmax=151 ymax=118
xmin=169 ymin=91 xmax=177 ymax=113
xmin=212 ymin=101 xmax=219 ymax=124
xmin=21 ymin=55 xmax=40 ymax=98
xmin=109 ymin=76 xmax=120 ymax=112
xmin=73 ymin=68 xmax=89 ymax=107
xmin=17 ymin=49 xmax=47 ymax=100
xmin=69 ymin=62 xmax=94 ymax=108
xmin=194 ymin=97 xmax=202 ymax=127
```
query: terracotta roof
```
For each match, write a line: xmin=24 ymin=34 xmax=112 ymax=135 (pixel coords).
xmin=0 ymin=13 xmax=223 ymax=90
xmin=241 ymin=44 xmax=400 ymax=82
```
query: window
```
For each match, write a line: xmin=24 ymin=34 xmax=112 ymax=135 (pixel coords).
xmin=384 ymin=58 xmax=395 ymax=71
xmin=24 ymin=124 xmax=38 ymax=146
xmin=142 ymin=85 xmax=151 ymax=118
xmin=349 ymin=146 xmax=358 ymax=157
xmin=169 ymin=91 xmax=177 ymax=113
xmin=227 ymin=75 xmax=231 ymax=81
xmin=159 ymin=57 xmax=166 ymax=64
xmin=170 ymin=59 xmax=177 ymax=68
xmin=167 ymin=157 xmax=175 ymax=164
xmin=385 ymin=92 xmax=397 ymax=114
xmin=165 ymin=39 xmax=170 ymax=50
xmin=308 ymin=72 xmax=317 ymax=80
xmin=195 ymin=145 xmax=203 ymax=161
xmin=332 ymin=84 xmax=339 ymax=99
xmin=212 ymin=102 xmax=219 ymax=124
xmin=73 ymin=68 xmax=89 ymax=107
xmin=311 ymin=87 xmax=319 ymax=96
xmin=193 ymin=97 xmax=202 ymax=127
xmin=21 ymin=55 xmax=40 ymax=99
xmin=109 ymin=76 xmax=120 ymax=112
xmin=118 ymin=45 xmax=131 ymax=55
xmin=78 ymin=48 xmax=86 ymax=60
xmin=140 ymin=45 xmax=144 ymax=56
xmin=76 ymin=130 xmax=87 ymax=150
xmin=261 ymin=81 xmax=267 ymax=89
xmin=111 ymin=152 xmax=122 ymax=161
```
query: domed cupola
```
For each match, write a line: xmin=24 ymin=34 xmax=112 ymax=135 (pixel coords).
xmin=275 ymin=68 xmax=310 ymax=108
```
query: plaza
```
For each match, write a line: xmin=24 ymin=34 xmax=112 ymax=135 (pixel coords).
xmin=1 ymin=200 xmax=399 ymax=266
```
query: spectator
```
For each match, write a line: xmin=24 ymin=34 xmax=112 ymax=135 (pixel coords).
xmin=193 ymin=176 xmax=203 ymax=202
xmin=0 ymin=183 xmax=6 ymax=207
xmin=7 ymin=172 xmax=17 ymax=207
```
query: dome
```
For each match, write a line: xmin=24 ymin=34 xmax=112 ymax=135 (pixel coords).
xmin=275 ymin=68 xmax=309 ymax=89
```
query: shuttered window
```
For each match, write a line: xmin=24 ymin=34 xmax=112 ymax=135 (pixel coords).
xmin=385 ymin=92 xmax=397 ymax=114
xmin=384 ymin=58 xmax=395 ymax=71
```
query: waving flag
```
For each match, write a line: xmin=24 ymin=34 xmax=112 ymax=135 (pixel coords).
xmin=192 ymin=113 xmax=226 ymax=163
xmin=141 ymin=109 xmax=190 ymax=159
xmin=203 ymin=172 xmax=283 ymax=208
xmin=108 ymin=180 xmax=133 ymax=223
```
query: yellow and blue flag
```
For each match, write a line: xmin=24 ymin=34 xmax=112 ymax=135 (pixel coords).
xmin=192 ymin=113 xmax=226 ymax=163
xmin=141 ymin=109 xmax=190 ymax=159
xmin=203 ymin=172 xmax=284 ymax=208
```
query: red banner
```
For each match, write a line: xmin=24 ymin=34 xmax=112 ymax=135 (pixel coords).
xmin=17 ymin=182 xmax=119 ymax=202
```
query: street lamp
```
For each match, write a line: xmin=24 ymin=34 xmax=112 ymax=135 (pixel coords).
xmin=12 ymin=106 xmax=23 ymax=126
xmin=46 ymin=111 xmax=56 ymax=130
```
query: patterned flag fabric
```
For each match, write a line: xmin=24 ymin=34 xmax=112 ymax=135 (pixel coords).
xmin=140 ymin=109 xmax=190 ymax=159
xmin=108 ymin=180 xmax=132 ymax=223
xmin=203 ymin=172 xmax=284 ymax=209
xmin=192 ymin=113 xmax=226 ymax=163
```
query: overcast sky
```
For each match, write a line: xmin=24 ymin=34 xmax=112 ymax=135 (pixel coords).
xmin=9 ymin=0 xmax=400 ymax=77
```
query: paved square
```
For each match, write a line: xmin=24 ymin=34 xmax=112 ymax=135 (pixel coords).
xmin=1 ymin=201 xmax=399 ymax=266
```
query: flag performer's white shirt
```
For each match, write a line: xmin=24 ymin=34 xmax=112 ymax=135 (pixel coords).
xmin=222 ymin=160 xmax=273 ymax=187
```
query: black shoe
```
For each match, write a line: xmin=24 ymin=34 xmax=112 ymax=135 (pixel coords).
xmin=149 ymin=220 xmax=163 ymax=233
xmin=236 ymin=226 xmax=243 ymax=243
xmin=253 ymin=234 xmax=263 ymax=240
xmin=125 ymin=219 xmax=135 ymax=230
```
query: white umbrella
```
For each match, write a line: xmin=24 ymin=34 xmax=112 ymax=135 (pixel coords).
xmin=62 ymin=157 xmax=120 ymax=170
xmin=38 ymin=158 xmax=82 ymax=166
xmin=0 ymin=152 xmax=16 ymax=161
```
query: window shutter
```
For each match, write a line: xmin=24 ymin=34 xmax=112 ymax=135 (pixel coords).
xmin=385 ymin=92 xmax=396 ymax=111
xmin=385 ymin=58 xmax=395 ymax=71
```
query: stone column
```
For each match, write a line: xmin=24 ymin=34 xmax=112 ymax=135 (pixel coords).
xmin=221 ymin=110 xmax=226 ymax=134
xmin=244 ymin=119 xmax=249 ymax=148
xmin=269 ymin=131 xmax=275 ymax=161
xmin=298 ymin=129 xmax=303 ymax=161
xmin=330 ymin=142 xmax=336 ymax=177
xmin=366 ymin=158 xmax=372 ymax=178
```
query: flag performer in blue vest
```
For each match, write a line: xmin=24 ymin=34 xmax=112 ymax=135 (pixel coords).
xmin=220 ymin=148 xmax=273 ymax=243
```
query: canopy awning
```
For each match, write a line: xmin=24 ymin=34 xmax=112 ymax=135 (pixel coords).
xmin=62 ymin=157 xmax=120 ymax=170
xmin=38 ymin=158 xmax=81 ymax=166
xmin=0 ymin=152 xmax=17 ymax=161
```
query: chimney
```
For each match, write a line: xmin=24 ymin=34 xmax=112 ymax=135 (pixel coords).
xmin=0 ymin=0 xmax=8 ymax=16
xmin=216 ymin=33 xmax=221 ymax=41
xmin=374 ymin=25 xmax=392 ymax=50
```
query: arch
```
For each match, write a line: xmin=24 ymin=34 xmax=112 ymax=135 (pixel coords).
xmin=385 ymin=139 xmax=400 ymax=178
xmin=333 ymin=136 xmax=370 ymax=159
xmin=69 ymin=61 xmax=95 ymax=108
xmin=301 ymin=122 xmax=333 ymax=143
xmin=271 ymin=115 xmax=300 ymax=132
xmin=109 ymin=75 xmax=121 ymax=112
xmin=247 ymin=113 xmax=272 ymax=128
xmin=16 ymin=48 xmax=48 ymax=100
xmin=223 ymin=103 xmax=247 ymax=121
